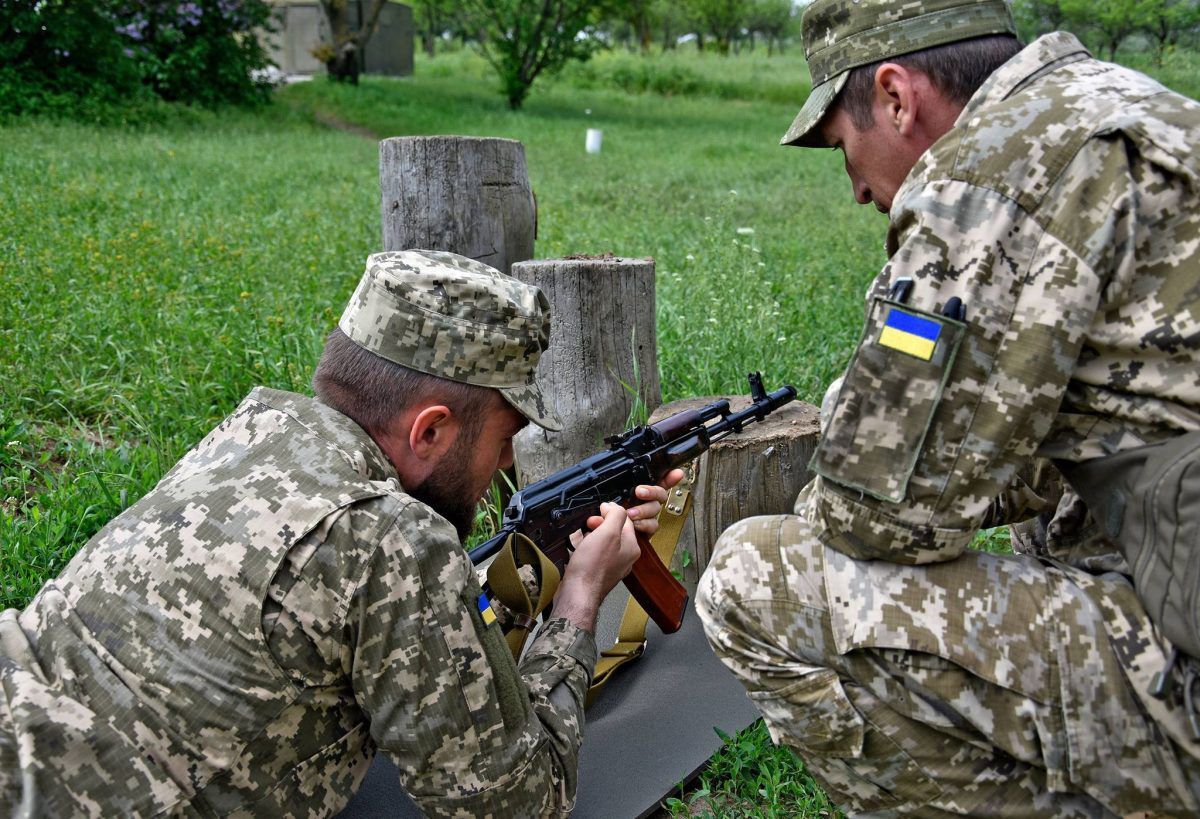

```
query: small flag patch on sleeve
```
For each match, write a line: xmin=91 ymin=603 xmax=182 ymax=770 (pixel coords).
xmin=878 ymin=307 xmax=941 ymax=361
xmin=477 ymin=593 xmax=497 ymax=626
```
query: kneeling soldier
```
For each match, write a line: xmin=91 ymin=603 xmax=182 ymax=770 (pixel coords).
xmin=699 ymin=0 xmax=1200 ymax=815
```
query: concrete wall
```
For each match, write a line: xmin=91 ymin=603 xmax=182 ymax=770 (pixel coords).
xmin=262 ymin=2 xmax=413 ymax=77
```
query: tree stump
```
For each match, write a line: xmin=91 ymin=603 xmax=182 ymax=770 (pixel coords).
xmin=378 ymin=136 xmax=535 ymax=275
xmin=511 ymin=257 xmax=661 ymax=484
xmin=648 ymin=395 xmax=820 ymax=583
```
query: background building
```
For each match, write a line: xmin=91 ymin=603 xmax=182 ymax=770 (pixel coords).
xmin=263 ymin=1 xmax=413 ymax=77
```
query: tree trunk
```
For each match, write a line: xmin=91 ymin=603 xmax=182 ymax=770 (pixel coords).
xmin=326 ymin=44 xmax=361 ymax=83
xmin=648 ymin=395 xmax=819 ymax=582
xmin=378 ymin=136 xmax=535 ymax=275
xmin=510 ymin=257 xmax=661 ymax=484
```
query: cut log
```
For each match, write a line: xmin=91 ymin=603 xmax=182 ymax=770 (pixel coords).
xmin=511 ymin=257 xmax=661 ymax=484
xmin=378 ymin=136 xmax=535 ymax=275
xmin=648 ymin=395 xmax=820 ymax=582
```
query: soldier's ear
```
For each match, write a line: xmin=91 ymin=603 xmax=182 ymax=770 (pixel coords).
xmin=408 ymin=404 xmax=460 ymax=462
xmin=873 ymin=63 xmax=915 ymax=135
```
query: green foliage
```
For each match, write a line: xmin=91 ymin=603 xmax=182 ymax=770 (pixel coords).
xmin=447 ymin=0 xmax=619 ymax=109
xmin=0 ymin=0 xmax=145 ymax=116
xmin=664 ymin=721 xmax=842 ymax=817
xmin=970 ymin=526 xmax=1014 ymax=554
xmin=682 ymin=0 xmax=745 ymax=54
xmin=1013 ymin=0 xmax=1200 ymax=58
xmin=0 ymin=0 xmax=275 ymax=118
xmin=116 ymin=1 xmax=276 ymax=105
xmin=559 ymin=47 xmax=811 ymax=103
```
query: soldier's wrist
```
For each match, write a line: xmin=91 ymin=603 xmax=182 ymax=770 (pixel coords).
xmin=551 ymin=581 xmax=601 ymax=634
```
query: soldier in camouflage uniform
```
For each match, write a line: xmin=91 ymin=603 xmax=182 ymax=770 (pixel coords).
xmin=698 ymin=0 xmax=1200 ymax=815
xmin=0 ymin=249 xmax=676 ymax=817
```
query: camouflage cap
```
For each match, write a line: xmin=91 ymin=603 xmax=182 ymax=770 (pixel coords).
xmin=782 ymin=0 xmax=1017 ymax=147
xmin=338 ymin=249 xmax=562 ymax=431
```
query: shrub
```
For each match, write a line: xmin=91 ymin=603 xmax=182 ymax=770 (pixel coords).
xmin=0 ymin=1 xmax=144 ymax=116
xmin=0 ymin=0 xmax=275 ymax=117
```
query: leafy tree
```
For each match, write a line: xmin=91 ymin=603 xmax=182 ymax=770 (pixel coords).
xmin=409 ymin=0 xmax=455 ymax=58
xmin=314 ymin=0 xmax=388 ymax=83
xmin=619 ymin=0 xmax=656 ymax=52
xmin=652 ymin=0 xmax=692 ymax=50
xmin=682 ymin=0 xmax=747 ymax=55
xmin=449 ymin=0 xmax=615 ymax=109
xmin=1011 ymin=0 xmax=1068 ymax=39
xmin=1141 ymin=0 xmax=1200 ymax=61
xmin=747 ymin=0 xmax=794 ymax=55
xmin=1060 ymin=0 xmax=1153 ymax=58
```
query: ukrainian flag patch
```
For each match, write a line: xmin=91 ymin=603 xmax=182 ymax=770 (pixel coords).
xmin=878 ymin=307 xmax=941 ymax=361
xmin=477 ymin=593 xmax=497 ymax=626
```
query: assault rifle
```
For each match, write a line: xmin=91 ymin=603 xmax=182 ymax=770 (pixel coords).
xmin=468 ymin=372 xmax=797 ymax=635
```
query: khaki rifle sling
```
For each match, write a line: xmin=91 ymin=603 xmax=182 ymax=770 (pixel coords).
xmin=484 ymin=463 xmax=699 ymax=705
xmin=486 ymin=533 xmax=561 ymax=659
xmin=588 ymin=462 xmax=697 ymax=705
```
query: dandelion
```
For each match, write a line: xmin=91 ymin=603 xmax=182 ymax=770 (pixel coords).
xmin=728 ymin=189 xmax=738 ymax=196
xmin=685 ymin=254 xmax=695 ymax=261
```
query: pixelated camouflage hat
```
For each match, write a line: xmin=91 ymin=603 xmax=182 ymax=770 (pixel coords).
xmin=782 ymin=0 xmax=1017 ymax=147
xmin=338 ymin=249 xmax=562 ymax=431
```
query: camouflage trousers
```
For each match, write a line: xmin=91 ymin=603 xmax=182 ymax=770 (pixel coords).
xmin=697 ymin=511 xmax=1200 ymax=817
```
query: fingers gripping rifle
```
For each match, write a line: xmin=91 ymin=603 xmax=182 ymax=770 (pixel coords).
xmin=468 ymin=373 xmax=797 ymax=635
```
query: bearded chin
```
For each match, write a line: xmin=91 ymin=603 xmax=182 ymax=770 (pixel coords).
xmin=408 ymin=440 xmax=479 ymax=542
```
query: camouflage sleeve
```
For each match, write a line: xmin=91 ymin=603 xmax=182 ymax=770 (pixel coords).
xmin=809 ymin=136 xmax=1134 ymax=564
xmin=348 ymin=498 xmax=595 ymax=817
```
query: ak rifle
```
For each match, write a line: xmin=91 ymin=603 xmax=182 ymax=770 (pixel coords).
xmin=468 ymin=372 xmax=797 ymax=634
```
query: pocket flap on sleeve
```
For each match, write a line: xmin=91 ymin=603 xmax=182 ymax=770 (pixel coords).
xmin=812 ymin=298 xmax=965 ymax=503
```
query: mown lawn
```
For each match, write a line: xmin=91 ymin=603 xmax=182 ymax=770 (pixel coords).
xmin=3 ymin=42 xmax=1198 ymax=818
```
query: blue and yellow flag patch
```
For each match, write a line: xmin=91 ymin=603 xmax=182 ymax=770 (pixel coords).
xmin=878 ymin=307 xmax=941 ymax=361
xmin=477 ymin=593 xmax=497 ymax=626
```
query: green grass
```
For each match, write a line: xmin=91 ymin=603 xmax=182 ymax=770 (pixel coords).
xmin=664 ymin=722 xmax=842 ymax=818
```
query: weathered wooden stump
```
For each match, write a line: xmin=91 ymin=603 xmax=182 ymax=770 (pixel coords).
xmin=378 ymin=136 xmax=535 ymax=274
xmin=511 ymin=256 xmax=661 ymax=484
xmin=648 ymin=395 xmax=820 ymax=583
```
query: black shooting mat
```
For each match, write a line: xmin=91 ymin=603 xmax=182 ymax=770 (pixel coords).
xmin=335 ymin=590 xmax=759 ymax=818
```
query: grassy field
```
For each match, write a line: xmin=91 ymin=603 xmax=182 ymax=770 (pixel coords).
xmin=3 ymin=42 xmax=1197 ymax=817
xmin=1 ymin=50 xmax=884 ymax=605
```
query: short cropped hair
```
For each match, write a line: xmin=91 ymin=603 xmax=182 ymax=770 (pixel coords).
xmin=312 ymin=328 xmax=493 ymax=439
xmin=837 ymin=34 xmax=1023 ymax=130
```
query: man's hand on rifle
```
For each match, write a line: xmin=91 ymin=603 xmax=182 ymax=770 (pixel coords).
xmin=584 ymin=467 xmax=685 ymax=538
xmin=554 ymin=469 xmax=685 ymax=634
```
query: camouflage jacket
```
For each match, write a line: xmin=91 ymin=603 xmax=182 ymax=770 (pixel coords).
xmin=0 ymin=388 xmax=596 ymax=817
xmin=810 ymin=31 xmax=1200 ymax=567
